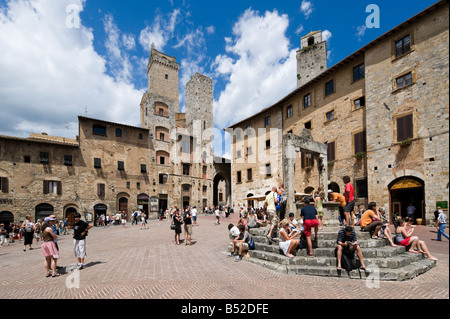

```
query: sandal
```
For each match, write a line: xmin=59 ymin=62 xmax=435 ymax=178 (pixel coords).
xmin=52 ymin=273 xmax=61 ymax=277
xmin=408 ymin=250 xmax=420 ymax=254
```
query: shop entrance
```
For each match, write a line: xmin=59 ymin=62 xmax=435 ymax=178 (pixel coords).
xmin=137 ymin=194 xmax=149 ymax=216
xmin=35 ymin=204 xmax=54 ymax=222
xmin=94 ymin=204 xmax=107 ymax=226
xmin=389 ymin=177 xmax=425 ymax=224
xmin=65 ymin=207 xmax=78 ymax=228
xmin=0 ymin=211 xmax=14 ymax=226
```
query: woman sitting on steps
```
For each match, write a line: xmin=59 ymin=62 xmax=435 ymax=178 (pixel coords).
xmin=279 ymin=219 xmax=300 ymax=258
xmin=394 ymin=219 xmax=437 ymax=261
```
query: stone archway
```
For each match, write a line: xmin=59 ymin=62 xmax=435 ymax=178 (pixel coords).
xmin=213 ymin=157 xmax=231 ymax=208
xmin=0 ymin=211 xmax=14 ymax=226
xmin=388 ymin=176 xmax=425 ymax=224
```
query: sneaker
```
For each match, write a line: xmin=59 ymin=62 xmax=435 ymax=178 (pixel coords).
xmin=227 ymin=253 xmax=235 ymax=258
xmin=235 ymin=255 xmax=242 ymax=262
xmin=78 ymin=264 xmax=85 ymax=270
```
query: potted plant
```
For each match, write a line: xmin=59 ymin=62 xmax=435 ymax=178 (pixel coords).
xmin=354 ymin=152 xmax=365 ymax=160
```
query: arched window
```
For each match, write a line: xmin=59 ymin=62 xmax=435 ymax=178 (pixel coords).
xmin=155 ymin=102 xmax=169 ymax=117
xmin=155 ymin=127 xmax=169 ymax=142
xmin=156 ymin=151 xmax=170 ymax=165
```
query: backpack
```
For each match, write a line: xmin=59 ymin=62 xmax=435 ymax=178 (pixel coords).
xmin=335 ymin=248 xmax=360 ymax=272
xmin=248 ymin=235 xmax=255 ymax=250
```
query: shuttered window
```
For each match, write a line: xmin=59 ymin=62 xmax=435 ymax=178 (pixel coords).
xmin=301 ymin=152 xmax=314 ymax=168
xmin=0 ymin=177 xmax=9 ymax=193
xmin=397 ymin=114 xmax=413 ymax=142
xmin=354 ymin=131 xmax=366 ymax=154
xmin=395 ymin=35 xmax=411 ymax=58
xmin=43 ymin=181 xmax=62 ymax=195
xmin=97 ymin=183 xmax=106 ymax=197
xmin=327 ymin=141 xmax=336 ymax=162
xmin=40 ymin=152 xmax=49 ymax=164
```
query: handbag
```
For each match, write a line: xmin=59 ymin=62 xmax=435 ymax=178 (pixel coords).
xmin=170 ymin=218 xmax=176 ymax=230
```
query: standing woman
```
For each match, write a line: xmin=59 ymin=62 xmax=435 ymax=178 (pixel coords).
xmin=140 ymin=212 xmax=148 ymax=230
xmin=21 ymin=215 xmax=35 ymax=251
xmin=314 ymin=191 xmax=325 ymax=230
xmin=173 ymin=209 xmax=182 ymax=245
xmin=41 ymin=218 xmax=60 ymax=277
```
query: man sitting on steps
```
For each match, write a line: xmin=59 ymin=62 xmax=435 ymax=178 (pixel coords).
xmin=336 ymin=226 xmax=367 ymax=271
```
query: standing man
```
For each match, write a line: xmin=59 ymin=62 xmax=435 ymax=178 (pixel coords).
xmin=264 ymin=186 xmax=279 ymax=244
xmin=407 ymin=203 xmax=416 ymax=220
xmin=192 ymin=206 xmax=198 ymax=226
xmin=183 ymin=208 xmax=193 ymax=245
xmin=72 ymin=212 xmax=93 ymax=270
xmin=343 ymin=176 xmax=355 ymax=227
xmin=300 ymin=197 xmax=320 ymax=257
xmin=437 ymin=209 xmax=449 ymax=241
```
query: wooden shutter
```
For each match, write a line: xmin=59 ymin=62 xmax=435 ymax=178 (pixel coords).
xmin=98 ymin=183 xmax=105 ymax=197
xmin=301 ymin=152 xmax=306 ymax=169
xmin=57 ymin=181 xmax=62 ymax=195
xmin=327 ymin=142 xmax=336 ymax=162
xmin=1 ymin=177 xmax=8 ymax=193
xmin=43 ymin=180 xmax=49 ymax=194
xmin=354 ymin=131 xmax=366 ymax=154
xmin=397 ymin=114 xmax=413 ymax=142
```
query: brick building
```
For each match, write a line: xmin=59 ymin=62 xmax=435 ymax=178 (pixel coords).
xmin=226 ymin=0 xmax=449 ymax=225
xmin=0 ymin=46 xmax=231 ymax=226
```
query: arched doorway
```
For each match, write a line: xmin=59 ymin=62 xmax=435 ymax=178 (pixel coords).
xmin=304 ymin=186 xmax=315 ymax=194
xmin=65 ymin=206 xmax=78 ymax=228
xmin=35 ymin=204 xmax=54 ymax=222
xmin=328 ymin=182 xmax=340 ymax=194
xmin=94 ymin=204 xmax=107 ymax=226
xmin=389 ymin=176 xmax=425 ymax=224
xmin=0 ymin=211 xmax=14 ymax=226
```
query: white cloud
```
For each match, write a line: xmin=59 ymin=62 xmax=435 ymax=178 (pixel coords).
xmin=0 ymin=0 xmax=144 ymax=139
xmin=300 ymin=0 xmax=313 ymax=19
xmin=356 ymin=25 xmax=367 ymax=41
xmin=322 ymin=29 xmax=332 ymax=42
xmin=212 ymin=8 xmax=298 ymax=131
xmin=295 ymin=24 xmax=304 ymax=35
xmin=138 ymin=8 xmax=180 ymax=52
xmin=206 ymin=25 xmax=215 ymax=35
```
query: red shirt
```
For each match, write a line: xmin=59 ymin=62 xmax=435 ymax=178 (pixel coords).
xmin=345 ymin=183 xmax=355 ymax=202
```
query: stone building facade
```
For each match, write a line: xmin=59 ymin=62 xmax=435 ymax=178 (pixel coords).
xmin=0 ymin=46 xmax=230 ymax=225
xmin=226 ymin=0 xmax=448 ymax=225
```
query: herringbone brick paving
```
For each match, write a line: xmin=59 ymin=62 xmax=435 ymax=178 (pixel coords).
xmin=0 ymin=214 xmax=448 ymax=299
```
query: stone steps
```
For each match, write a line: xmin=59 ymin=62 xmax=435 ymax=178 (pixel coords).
xmin=232 ymin=226 xmax=437 ymax=281
xmin=245 ymin=255 xmax=436 ymax=281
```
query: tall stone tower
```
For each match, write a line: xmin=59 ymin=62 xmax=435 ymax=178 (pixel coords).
xmin=296 ymin=31 xmax=328 ymax=88
xmin=185 ymin=73 xmax=214 ymax=165
xmin=140 ymin=44 xmax=179 ymax=136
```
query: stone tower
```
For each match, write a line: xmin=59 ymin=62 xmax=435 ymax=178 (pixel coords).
xmin=185 ymin=73 xmax=214 ymax=165
xmin=296 ymin=31 xmax=328 ymax=88
xmin=140 ymin=44 xmax=179 ymax=136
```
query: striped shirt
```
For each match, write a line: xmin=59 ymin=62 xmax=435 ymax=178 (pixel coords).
xmin=337 ymin=229 xmax=357 ymax=244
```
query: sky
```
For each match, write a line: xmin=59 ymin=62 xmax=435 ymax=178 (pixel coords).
xmin=0 ymin=0 xmax=439 ymax=158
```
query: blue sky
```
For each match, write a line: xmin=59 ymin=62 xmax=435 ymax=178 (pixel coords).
xmin=0 ymin=0 xmax=439 ymax=157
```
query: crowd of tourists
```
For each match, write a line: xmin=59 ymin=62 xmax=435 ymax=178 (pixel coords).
xmin=227 ymin=176 xmax=445 ymax=267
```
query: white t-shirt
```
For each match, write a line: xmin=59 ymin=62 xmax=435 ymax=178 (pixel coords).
xmin=215 ymin=210 xmax=220 ymax=217
xmin=192 ymin=209 xmax=197 ymax=217
xmin=230 ymin=226 xmax=240 ymax=238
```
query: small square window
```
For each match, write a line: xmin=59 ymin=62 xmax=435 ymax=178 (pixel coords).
xmin=396 ymin=72 xmax=412 ymax=89
xmin=354 ymin=97 xmax=365 ymax=109
xmin=165 ymin=74 xmax=169 ymax=80
xmin=40 ymin=152 xmax=49 ymax=164
xmin=266 ymin=140 xmax=271 ymax=149
xmin=326 ymin=110 xmax=335 ymax=122
xmin=24 ymin=156 xmax=31 ymax=163
xmin=93 ymin=125 xmax=107 ymax=136
xmin=237 ymin=171 xmax=242 ymax=183
xmin=305 ymin=121 xmax=312 ymax=130
xmin=115 ymin=128 xmax=123 ymax=137
xmin=64 ymin=155 xmax=73 ymax=166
